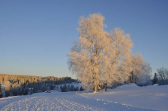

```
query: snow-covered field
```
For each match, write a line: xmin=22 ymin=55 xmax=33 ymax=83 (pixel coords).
xmin=0 ymin=84 xmax=168 ymax=111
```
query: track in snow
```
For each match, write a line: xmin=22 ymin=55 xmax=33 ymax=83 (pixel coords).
xmin=0 ymin=92 xmax=154 ymax=111
xmin=1 ymin=96 xmax=103 ymax=111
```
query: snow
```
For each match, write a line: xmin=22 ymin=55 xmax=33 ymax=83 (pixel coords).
xmin=0 ymin=84 xmax=168 ymax=111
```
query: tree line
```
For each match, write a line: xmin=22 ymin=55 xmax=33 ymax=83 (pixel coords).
xmin=59 ymin=84 xmax=84 ymax=92
xmin=0 ymin=73 xmax=76 ymax=98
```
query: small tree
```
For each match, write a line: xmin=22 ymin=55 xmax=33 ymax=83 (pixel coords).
xmin=17 ymin=88 xmax=23 ymax=95
xmin=60 ymin=85 xmax=62 ymax=91
xmin=153 ymin=73 xmax=158 ymax=84
xmin=74 ymin=86 xmax=79 ymax=91
xmin=129 ymin=53 xmax=152 ymax=86
xmin=67 ymin=84 xmax=71 ymax=91
xmin=0 ymin=83 xmax=2 ymax=98
xmin=157 ymin=67 xmax=168 ymax=85
xmin=60 ymin=84 xmax=67 ymax=92
xmin=11 ymin=89 xmax=17 ymax=96
xmin=50 ymin=84 xmax=55 ymax=90
xmin=5 ymin=84 xmax=12 ymax=97
xmin=80 ymin=86 xmax=84 ymax=91
xmin=71 ymin=84 xmax=74 ymax=91
xmin=33 ymin=85 xmax=38 ymax=93
xmin=24 ymin=87 xmax=29 ymax=95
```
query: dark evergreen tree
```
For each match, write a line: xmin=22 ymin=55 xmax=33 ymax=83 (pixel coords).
xmin=74 ymin=86 xmax=79 ymax=91
xmin=50 ymin=84 xmax=55 ymax=90
xmin=5 ymin=85 xmax=11 ymax=97
xmin=71 ymin=84 xmax=74 ymax=91
xmin=60 ymin=85 xmax=63 ymax=91
xmin=67 ymin=84 xmax=71 ymax=91
xmin=153 ymin=73 xmax=158 ymax=84
xmin=11 ymin=89 xmax=17 ymax=96
xmin=24 ymin=87 xmax=29 ymax=95
xmin=80 ymin=86 xmax=84 ymax=91
xmin=17 ymin=88 xmax=23 ymax=95
xmin=61 ymin=84 xmax=67 ymax=92
xmin=0 ymin=83 xmax=2 ymax=98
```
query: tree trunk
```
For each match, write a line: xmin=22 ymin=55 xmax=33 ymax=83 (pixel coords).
xmin=130 ymin=71 xmax=133 ymax=83
xmin=105 ymin=82 xmax=108 ymax=91
xmin=94 ymin=84 xmax=97 ymax=93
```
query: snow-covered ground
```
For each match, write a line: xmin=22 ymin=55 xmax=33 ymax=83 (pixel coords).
xmin=0 ymin=84 xmax=168 ymax=111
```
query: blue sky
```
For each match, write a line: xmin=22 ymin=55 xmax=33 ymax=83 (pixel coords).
xmin=0 ymin=0 xmax=168 ymax=78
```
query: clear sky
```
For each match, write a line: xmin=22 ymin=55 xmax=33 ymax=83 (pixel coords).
xmin=0 ymin=0 xmax=168 ymax=78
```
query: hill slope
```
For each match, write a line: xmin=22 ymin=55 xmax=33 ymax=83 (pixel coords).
xmin=0 ymin=84 xmax=167 ymax=111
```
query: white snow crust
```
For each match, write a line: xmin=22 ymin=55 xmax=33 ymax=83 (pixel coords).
xmin=0 ymin=84 xmax=167 ymax=111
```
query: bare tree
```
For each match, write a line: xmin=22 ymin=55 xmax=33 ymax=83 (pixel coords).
xmin=157 ymin=67 xmax=168 ymax=85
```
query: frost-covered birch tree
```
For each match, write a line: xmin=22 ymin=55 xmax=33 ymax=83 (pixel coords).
xmin=67 ymin=13 xmax=133 ymax=92
xmin=130 ymin=53 xmax=152 ymax=85
xmin=67 ymin=14 xmax=108 ymax=92
xmin=104 ymin=28 xmax=133 ymax=90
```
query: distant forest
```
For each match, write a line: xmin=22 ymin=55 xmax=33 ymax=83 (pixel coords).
xmin=0 ymin=73 xmax=77 ymax=98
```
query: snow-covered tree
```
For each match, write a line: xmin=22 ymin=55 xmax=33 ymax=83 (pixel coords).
xmin=104 ymin=28 xmax=133 ymax=90
xmin=130 ymin=53 xmax=152 ymax=85
xmin=67 ymin=13 xmax=133 ymax=92
xmin=5 ymin=84 xmax=11 ymax=97
xmin=67 ymin=84 xmax=71 ymax=91
xmin=68 ymin=13 xmax=109 ymax=92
